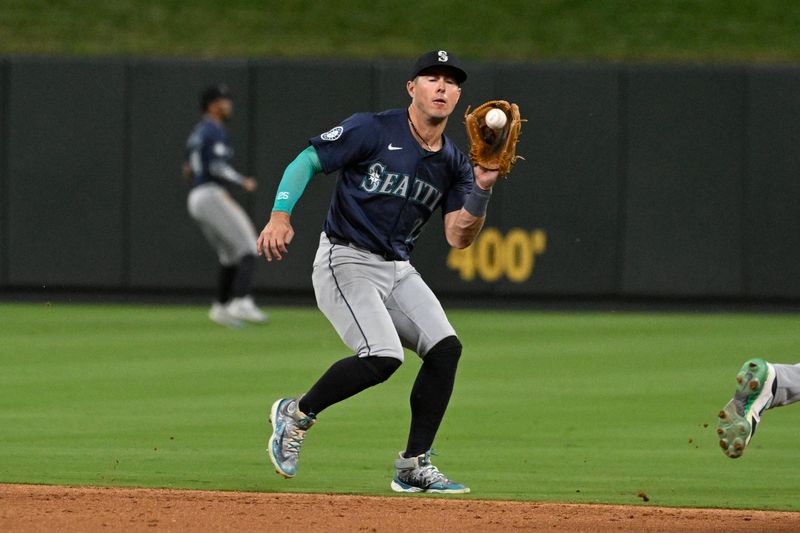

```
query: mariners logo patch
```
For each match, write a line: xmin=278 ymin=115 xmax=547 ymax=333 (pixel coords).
xmin=320 ymin=126 xmax=343 ymax=141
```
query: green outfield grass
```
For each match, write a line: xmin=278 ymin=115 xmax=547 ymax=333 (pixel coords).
xmin=1 ymin=302 xmax=799 ymax=510
xmin=3 ymin=0 xmax=800 ymax=62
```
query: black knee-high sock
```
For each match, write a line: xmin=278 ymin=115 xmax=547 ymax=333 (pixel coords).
xmin=217 ymin=265 xmax=237 ymax=303
xmin=230 ymin=254 xmax=256 ymax=299
xmin=299 ymin=355 xmax=401 ymax=415
xmin=404 ymin=336 xmax=462 ymax=458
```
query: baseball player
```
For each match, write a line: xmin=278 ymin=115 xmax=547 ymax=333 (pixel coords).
xmin=257 ymin=50 xmax=500 ymax=494
xmin=184 ymin=84 xmax=268 ymax=327
xmin=718 ymin=358 xmax=800 ymax=458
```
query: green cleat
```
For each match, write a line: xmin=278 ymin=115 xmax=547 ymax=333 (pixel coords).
xmin=717 ymin=358 xmax=776 ymax=459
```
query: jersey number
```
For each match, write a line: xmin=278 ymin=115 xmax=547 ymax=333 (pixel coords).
xmin=405 ymin=218 xmax=425 ymax=246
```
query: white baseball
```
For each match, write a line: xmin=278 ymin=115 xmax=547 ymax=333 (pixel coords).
xmin=485 ymin=108 xmax=507 ymax=130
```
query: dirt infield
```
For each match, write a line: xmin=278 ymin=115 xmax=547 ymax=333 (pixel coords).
xmin=2 ymin=484 xmax=799 ymax=532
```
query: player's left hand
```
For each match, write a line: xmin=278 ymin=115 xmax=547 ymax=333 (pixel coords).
xmin=464 ymin=100 xmax=523 ymax=177
xmin=473 ymin=165 xmax=499 ymax=190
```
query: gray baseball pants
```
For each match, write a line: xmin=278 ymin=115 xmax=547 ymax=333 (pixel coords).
xmin=187 ymin=183 xmax=258 ymax=266
xmin=312 ymin=233 xmax=456 ymax=361
xmin=771 ymin=363 xmax=800 ymax=408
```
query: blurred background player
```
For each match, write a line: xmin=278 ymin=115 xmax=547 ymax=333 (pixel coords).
xmin=183 ymin=84 xmax=268 ymax=327
xmin=718 ymin=358 xmax=800 ymax=458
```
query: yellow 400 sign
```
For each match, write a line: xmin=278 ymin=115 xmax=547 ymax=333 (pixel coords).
xmin=446 ymin=227 xmax=547 ymax=283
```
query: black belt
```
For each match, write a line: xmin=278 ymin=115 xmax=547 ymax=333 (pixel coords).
xmin=326 ymin=234 xmax=397 ymax=261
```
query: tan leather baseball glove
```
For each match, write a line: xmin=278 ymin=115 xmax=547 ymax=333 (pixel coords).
xmin=464 ymin=100 xmax=523 ymax=177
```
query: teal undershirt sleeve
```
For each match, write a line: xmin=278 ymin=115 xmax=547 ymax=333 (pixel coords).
xmin=272 ymin=145 xmax=323 ymax=214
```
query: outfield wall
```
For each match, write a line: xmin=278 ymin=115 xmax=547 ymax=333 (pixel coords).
xmin=0 ymin=56 xmax=798 ymax=301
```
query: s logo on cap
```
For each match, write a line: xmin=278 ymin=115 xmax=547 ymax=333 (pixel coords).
xmin=437 ymin=50 xmax=449 ymax=62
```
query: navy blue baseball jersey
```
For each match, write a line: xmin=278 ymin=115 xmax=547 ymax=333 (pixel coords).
xmin=185 ymin=118 xmax=245 ymax=189
xmin=310 ymin=109 xmax=474 ymax=261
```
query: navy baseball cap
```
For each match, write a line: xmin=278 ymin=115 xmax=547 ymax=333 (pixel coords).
xmin=410 ymin=50 xmax=467 ymax=84
xmin=200 ymin=84 xmax=232 ymax=111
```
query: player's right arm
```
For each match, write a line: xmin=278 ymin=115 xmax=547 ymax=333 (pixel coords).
xmin=257 ymin=145 xmax=323 ymax=261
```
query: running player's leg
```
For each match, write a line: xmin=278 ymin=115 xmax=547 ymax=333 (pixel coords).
xmin=188 ymin=186 xmax=242 ymax=326
xmin=770 ymin=362 xmax=800 ymax=407
xmin=214 ymin=204 xmax=269 ymax=322
xmin=717 ymin=358 xmax=796 ymax=458
xmin=189 ymin=185 xmax=250 ymax=262
xmin=216 ymin=264 xmax=237 ymax=303
xmin=194 ymin=214 xmax=237 ymax=303
xmin=299 ymin=235 xmax=405 ymax=416
xmin=197 ymin=187 xmax=258 ymax=285
xmin=386 ymin=265 xmax=459 ymax=457
xmin=268 ymin=237 xmax=405 ymax=478
xmin=386 ymin=265 xmax=469 ymax=493
xmin=188 ymin=185 xmax=266 ymax=322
